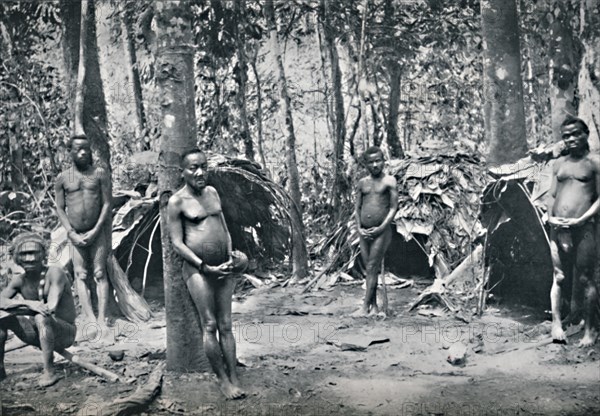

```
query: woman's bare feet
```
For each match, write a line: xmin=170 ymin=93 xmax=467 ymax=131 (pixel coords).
xmin=38 ymin=371 xmax=61 ymax=388
xmin=351 ymin=306 xmax=370 ymax=317
xmin=578 ymin=329 xmax=598 ymax=347
xmin=219 ymin=379 xmax=246 ymax=400
xmin=552 ymin=323 xmax=567 ymax=344
xmin=367 ymin=304 xmax=380 ymax=317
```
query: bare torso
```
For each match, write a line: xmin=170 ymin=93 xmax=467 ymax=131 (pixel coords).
xmin=552 ymin=155 xmax=598 ymax=219
xmin=177 ymin=186 xmax=229 ymax=265
xmin=19 ymin=267 xmax=76 ymax=324
xmin=59 ymin=167 xmax=104 ymax=232
xmin=359 ymin=176 xmax=393 ymax=228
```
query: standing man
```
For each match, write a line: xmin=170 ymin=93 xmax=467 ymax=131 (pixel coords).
xmin=0 ymin=232 xmax=76 ymax=387
xmin=167 ymin=149 xmax=248 ymax=399
xmin=548 ymin=117 xmax=600 ymax=346
xmin=55 ymin=135 xmax=112 ymax=337
xmin=354 ymin=146 xmax=398 ymax=317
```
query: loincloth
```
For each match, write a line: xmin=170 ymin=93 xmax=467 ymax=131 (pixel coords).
xmin=550 ymin=219 xmax=595 ymax=254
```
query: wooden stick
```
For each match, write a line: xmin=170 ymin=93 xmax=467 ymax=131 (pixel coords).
xmin=56 ymin=349 xmax=123 ymax=383
xmin=5 ymin=338 xmax=125 ymax=383
xmin=300 ymin=251 xmax=342 ymax=294
xmin=491 ymin=324 xmax=584 ymax=355
xmin=100 ymin=363 xmax=165 ymax=416
xmin=380 ymin=259 xmax=388 ymax=315
xmin=142 ymin=215 xmax=160 ymax=297
xmin=6 ymin=340 xmax=28 ymax=353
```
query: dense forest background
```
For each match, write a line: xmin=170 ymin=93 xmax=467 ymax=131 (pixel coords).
xmin=1 ymin=0 xmax=599 ymax=255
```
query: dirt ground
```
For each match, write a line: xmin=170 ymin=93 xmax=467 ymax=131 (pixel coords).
xmin=1 ymin=279 xmax=599 ymax=416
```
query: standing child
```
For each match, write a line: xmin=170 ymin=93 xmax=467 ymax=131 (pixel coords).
xmin=354 ymin=147 xmax=398 ymax=316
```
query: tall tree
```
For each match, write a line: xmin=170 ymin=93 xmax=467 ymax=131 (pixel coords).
xmin=250 ymin=46 xmax=268 ymax=171
xmin=577 ymin=0 xmax=600 ymax=152
xmin=480 ymin=0 xmax=528 ymax=163
xmin=121 ymin=1 xmax=147 ymax=149
xmin=356 ymin=0 xmax=370 ymax=156
xmin=155 ymin=1 xmax=207 ymax=372
xmin=383 ymin=0 xmax=404 ymax=158
xmin=549 ymin=1 xmax=581 ymax=143
xmin=60 ymin=0 xmax=110 ymax=170
xmin=264 ymin=0 xmax=308 ymax=279
xmin=318 ymin=0 xmax=346 ymax=214
xmin=233 ymin=0 xmax=254 ymax=161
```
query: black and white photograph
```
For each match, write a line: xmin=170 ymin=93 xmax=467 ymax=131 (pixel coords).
xmin=0 ymin=0 xmax=599 ymax=414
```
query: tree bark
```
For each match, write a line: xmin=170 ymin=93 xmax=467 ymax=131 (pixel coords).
xmin=319 ymin=0 xmax=347 ymax=214
xmin=73 ymin=0 xmax=87 ymax=135
xmin=549 ymin=1 xmax=581 ymax=143
xmin=60 ymin=0 xmax=111 ymax=170
xmin=577 ymin=0 xmax=600 ymax=153
xmin=386 ymin=61 xmax=404 ymax=157
xmin=356 ymin=0 xmax=370 ymax=156
xmin=233 ymin=0 xmax=254 ymax=161
xmin=121 ymin=1 xmax=147 ymax=150
xmin=155 ymin=1 xmax=207 ymax=372
xmin=480 ymin=0 xmax=528 ymax=164
xmin=265 ymin=0 xmax=308 ymax=279
xmin=315 ymin=16 xmax=335 ymax=145
xmin=382 ymin=0 xmax=404 ymax=158
xmin=250 ymin=47 xmax=268 ymax=173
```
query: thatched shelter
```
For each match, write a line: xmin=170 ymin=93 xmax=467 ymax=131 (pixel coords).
xmin=307 ymin=151 xmax=490 ymax=292
xmin=111 ymin=152 xmax=300 ymax=295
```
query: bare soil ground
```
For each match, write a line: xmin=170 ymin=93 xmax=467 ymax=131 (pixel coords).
xmin=1 ymin=280 xmax=599 ymax=415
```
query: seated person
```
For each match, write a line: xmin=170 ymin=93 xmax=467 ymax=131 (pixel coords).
xmin=0 ymin=232 xmax=76 ymax=387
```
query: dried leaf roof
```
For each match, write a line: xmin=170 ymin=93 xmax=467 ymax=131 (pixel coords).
xmin=316 ymin=153 xmax=490 ymax=279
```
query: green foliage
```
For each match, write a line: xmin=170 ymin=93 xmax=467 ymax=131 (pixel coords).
xmin=0 ymin=1 xmax=70 ymax=242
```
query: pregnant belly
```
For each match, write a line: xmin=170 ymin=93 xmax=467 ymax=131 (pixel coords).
xmin=184 ymin=219 xmax=229 ymax=265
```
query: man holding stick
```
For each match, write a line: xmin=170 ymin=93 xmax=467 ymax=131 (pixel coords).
xmin=0 ymin=232 xmax=76 ymax=387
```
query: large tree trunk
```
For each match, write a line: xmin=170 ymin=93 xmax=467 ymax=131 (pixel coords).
xmin=121 ymin=2 xmax=147 ymax=150
xmin=480 ymin=0 xmax=528 ymax=164
xmin=250 ymin=47 xmax=268 ymax=173
xmin=386 ymin=61 xmax=404 ymax=158
xmin=155 ymin=1 xmax=207 ymax=372
xmin=60 ymin=0 xmax=111 ymax=170
xmin=319 ymin=0 xmax=347 ymax=215
xmin=233 ymin=0 xmax=254 ymax=161
xmin=577 ymin=0 xmax=600 ymax=153
xmin=265 ymin=0 xmax=308 ymax=279
xmin=356 ymin=0 xmax=370 ymax=156
xmin=315 ymin=17 xmax=335 ymax=145
xmin=383 ymin=0 xmax=404 ymax=158
xmin=549 ymin=1 xmax=581 ymax=143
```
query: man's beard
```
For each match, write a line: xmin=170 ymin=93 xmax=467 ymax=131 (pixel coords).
xmin=74 ymin=156 xmax=93 ymax=169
